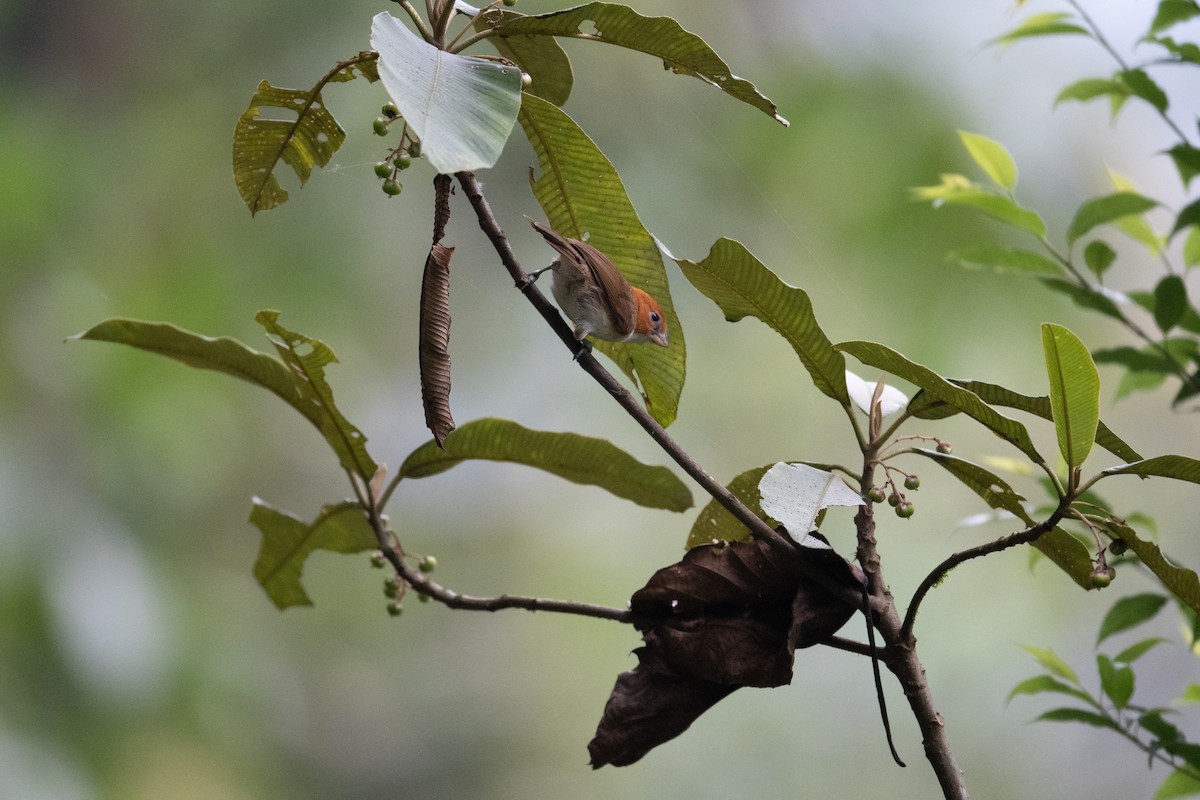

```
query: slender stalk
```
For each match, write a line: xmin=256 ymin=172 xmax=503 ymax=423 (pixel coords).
xmin=396 ymin=0 xmax=435 ymax=43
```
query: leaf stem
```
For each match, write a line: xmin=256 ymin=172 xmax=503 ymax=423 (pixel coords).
xmin=395 ymin=0 xmax=435 ymax=43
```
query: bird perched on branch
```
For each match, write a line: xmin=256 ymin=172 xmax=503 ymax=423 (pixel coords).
xmin=528 ymin=219 xmax=669 ymax=348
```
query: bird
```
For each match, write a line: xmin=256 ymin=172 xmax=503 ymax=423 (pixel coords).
xmin=527 ymin=219 xmax=669 ymax=348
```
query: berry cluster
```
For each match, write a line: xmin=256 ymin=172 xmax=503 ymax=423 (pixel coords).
xmin=371 ymin=101 xmax=422 ymax=197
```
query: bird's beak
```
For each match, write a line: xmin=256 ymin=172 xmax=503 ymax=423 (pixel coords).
xmin=650 ymin=330 xmax=669 ymax=348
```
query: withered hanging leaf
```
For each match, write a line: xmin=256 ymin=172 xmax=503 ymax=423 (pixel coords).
xmin=589 ymin=537 xmax=861 ymax=768
xmin=420 ymin=242 xmax=455 ymax=447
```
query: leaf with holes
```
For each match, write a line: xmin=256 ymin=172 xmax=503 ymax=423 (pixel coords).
xmin=232 ymin=52 xmax=378 ymax=214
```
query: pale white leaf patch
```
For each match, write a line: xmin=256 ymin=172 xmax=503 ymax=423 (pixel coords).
xmin=758 ymin=462 xmax=863 ymax=545
xmin=845 ymin=370 xmax=907 ymax=416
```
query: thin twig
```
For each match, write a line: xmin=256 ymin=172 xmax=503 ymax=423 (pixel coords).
xmin=395 ymin=0 xmax=435 ymax=42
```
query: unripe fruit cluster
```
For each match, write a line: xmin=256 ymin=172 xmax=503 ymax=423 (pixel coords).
xmin=371 ymin=102 xmax=421 ymax=197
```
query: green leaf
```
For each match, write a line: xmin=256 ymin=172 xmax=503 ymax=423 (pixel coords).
xmin=1094 ymin=342 xmax=1197 ymax=377
xmin=686 ymin=464 xmax=774 ymax=549
xmin=674 ymin=238 xmax=849 ymax=406
xmin=398 ymin=417 xmax=693 ymax=511
xmin=958 ymin=131 xmax=1018 ymax=190
xmin=477 ymin=9 xmax=574 ymax=106
xmin=1041 ymin=323 xmax=1100 ymax=469
xmin=519 ymin=94 xmax=685 ymax=425
xmin=1097 ymin=593 xmax=1169 ymax=645
xmin=1021 ymin=644 xmax=1080 ymax=682
xmin=1097 ymin=654 xmax=1135 ymax=708
xmin=946 ymin=245 xmax=1061 ymax=276
xmin=911 ymin=449 xmax=1029 ymax=521
xmin=1067 ymin=192 xmax=1160 ymax=246
xmin=1167 ymin=144 xmax=1200 ymax=188
xmin=1100 ymin=524 xmax=1200 ymax=616
xmin=1155 ymin=275 xmax=1190 ymax=332
xmin=1055 ymin=77 xmax=1130 ymax=107
xmin=839 ymin=340 xmax=1042 ymax=462
xmin=1120 ymin=68 xmax=1169 ymax=112
xmin=991 ymin=12 xmax=1090 ymax=46
xmin=255 ymin=311 xmax=378 ymax=480
xmin=70 ymin=315 xmax=377 ymax=480
xmin=1185 ymin=228 xmax=1200 ymax=268
xmin=1008 ymin=674 xmax=1095 ymax=706
xmin=1038 ymin=277 xmax=1127 ymax=322
xmin=371 ymin=12 xmax=522 ymax=173
xmin=1172 ymin=197 xmax=1200 ymax=239
xmin=1179 ymin=683 xmax=1200 ymax=704
xmin=1113 ymin=637 xmax=1168 ymax=664
xmin=913 ymin=175 xmax=1046 ymax=236
xmin=910 ymin=379 xmax=1142 ymax=463
xmin=1102 ymin=454 xmax=1200 ymax=484
xmin=486 ymin=2 xmax=787 ymax=125
xmin=249 ymin=500 xmax=377 ymax=609
xmin=1156 ymin=769 xmax=1200 ymax=800
xmin=1036 ymin=707 xmax=1123 ymax=731
xmin=1150 ymin=34 xmax=1200 ymax=65
xmin=1083 ymin=240 xmax=1116 ymax=277
xmin=1149 ymin=0 xmax=1200 ymax=35
xmin=231 ymin=52 xmax=377 ymax=215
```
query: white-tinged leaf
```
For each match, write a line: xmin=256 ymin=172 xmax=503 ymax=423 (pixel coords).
xmin=845 ymin=370 xmax=908 ymax=416
xmin=371 ymin=12 xmax=522 ymax=173
xmin=758 ymin=463 xmax=863 ymax=543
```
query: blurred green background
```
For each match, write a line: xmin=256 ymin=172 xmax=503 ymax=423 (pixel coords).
xmin=4 ymin=1 xmax=1199 ymax=797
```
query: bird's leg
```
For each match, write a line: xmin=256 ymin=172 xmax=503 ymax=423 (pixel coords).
xmin=520 ymin=264 xmax=553 ymax=289
xmin=571 ymin=337 xmax=593 ymax=361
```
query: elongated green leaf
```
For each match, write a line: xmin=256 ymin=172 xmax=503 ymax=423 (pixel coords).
xmin=1007 ymin=675 xmax=1095 ymax=706
xmin=1167 ymin=144 xmax=1200 ymax=188
xmin=1084 ymin=240 xmax=1116 ymax=277
xmin=476 ymin=8 xmax=574 ymax=106
xmin=519 ymin=93 xmax=684 ymax=425
xmin=1151 ymin=33 xmax=1200 ymax=64
xmin=1097 ymin=593 xmax=1168 ymax=645
xmin=909 ymin=379 xmax=1142 ymax=463
xmin=1097 ymin=654 xmax=1135 ymax=708
xmin=71 ymin=315 xmax=377 ymax=479
xmin=946 ymin=245 xmax=1061 ymax=275
xmin=1113 ymin=637 xmax=1168 ymax=664
xmin=686 ymin=464 xmax=774 ymax=549
xmin=991 ymin=12 xmax=1090 ymax=46
xmin=1041 ymin=323 xmax=1100 ymax=469
xmin=232 ymin=52 xmax=377 ymax=215
xmin=1150 ymin=0 xmax=1200 ymax=35
xmin=1101 ymin=524 xmax=1200 ymax=615
xmin=1055 ymin=77 xmax=1130 ymax=107
xmin=1155 ymin=275 xmax=1189 ymax=332
xmin=1102 ymin=454 xmax=1200 ymax=484
xmin=838 ymin=340 xmax=1042 ymax=462
xmin=1038 ymin=277 xmax=1127 ymax=322
xmin=1172 ymin=197 xmax=1200 ymax=239
xmin=256 ymin=311 xmax=377 ymax=480
xmin=486 ymin=2 xmax=787 ymax=124
xmin=674 ymin=239 xmax=849 ymax=406
xmin=913 ymin=175 xmax=1046 ymax=236
xmin=1120 ymin=68 xmax=1169 ymax=112
xmin=371 ymin=12 xmax=522 ymax=173
xmin=911 ymin=449 xmax=1029 ymax=520
xmin=398 ymin=417 xmax=692 ymax=511
xmin=1157 ymin=768 xmax=1200 ymax=800
xmin=1021 ymin=644 xmax=1080 ymax=683
xmin=250 ymin=499 xmax=376 ymax=609
xmin=1067 ymin=192 xmax=1160 ymax=246
xmin=1036 ymin=707 xmax=1123 ymax=731
xmin=958 ymin=131 xmax=1017 ymax=190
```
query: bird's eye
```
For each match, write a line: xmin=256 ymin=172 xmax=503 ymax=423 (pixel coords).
xmin=650 ymin=311 xmax=661 ymax=324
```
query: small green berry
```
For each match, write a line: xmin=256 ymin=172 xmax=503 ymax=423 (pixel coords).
xmin=936 ymin=441 xmax=952 ymax=455
xmin=419 ymin=555 xmax=437 ymax=573
xmin=503 ymin=0 xmax=517 ymax=6
xmin=407 ymin=140 xmax=422 ymax=158
xmin=381 ymin=178 xmax=403 ymax=196
xmin=418 ymin=593 xmax=431 ymax=603
xmin=370 ymin=550 xmax=387 ymax=568
xmin=386 ymin=601 xmax=404 ymax=617
xmin=394 ymin=153 xmax=412 ymax=170
xmin=904 ymin=475 xmax=920 ymax=491
xmin=372 ymin=116 xmax=390 ymax=136
xmin=867 ymin=487 xmax=886 ymax=504
xmin=373 ymin=161 xmax=392 ymax=179
xmin=383 ymin=578 xmax=399 ymax=598
xmin=1090 ymin=567 xmax=1115 ymax=588
xmin=896 ymin=502 xmax=915 ymax=519
xmin=1108 ymin=539 xmax=1129 ymax=556
xmin=520 ymin=72 xmax=532 ymax=89
xmin=887 ymin=492 xmax=901 ymax=507
xmin=381 ymin=101 xmax=400 ymax=119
